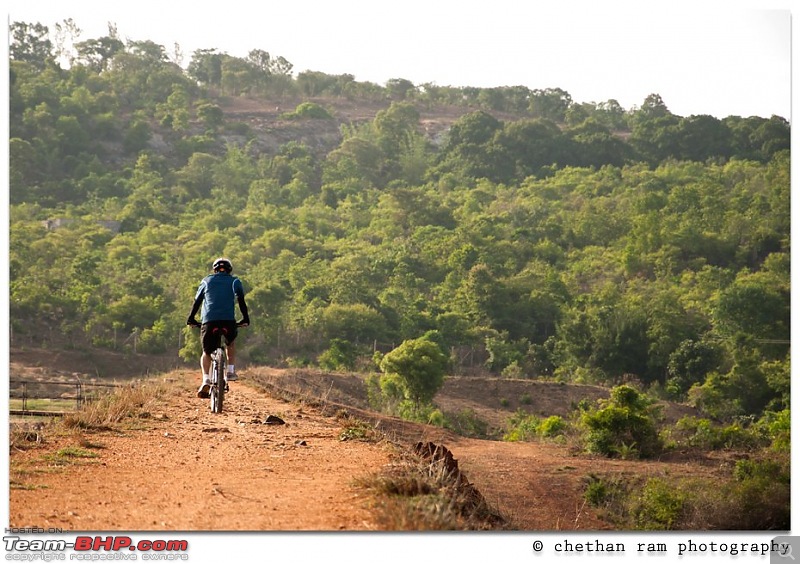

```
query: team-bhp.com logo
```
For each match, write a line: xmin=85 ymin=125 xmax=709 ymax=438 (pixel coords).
xmin=4 ymin=535 xmax=190 ymax=561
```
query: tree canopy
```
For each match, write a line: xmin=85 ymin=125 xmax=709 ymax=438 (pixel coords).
xmin=9 ymin=20 xmax=790 ymax=421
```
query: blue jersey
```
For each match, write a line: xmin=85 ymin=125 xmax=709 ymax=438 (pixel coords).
xmin=195 ymin=272 xmax=245 ymax=323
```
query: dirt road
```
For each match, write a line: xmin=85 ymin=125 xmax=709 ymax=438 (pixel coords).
xmin=10 ymin=368 xmax=723 ymax=532
xmin=10 ymin=370 xmax=393 ymax=531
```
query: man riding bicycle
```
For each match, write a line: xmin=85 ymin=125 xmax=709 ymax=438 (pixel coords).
xmin=186 ymin=257 xmax=250 ymax=398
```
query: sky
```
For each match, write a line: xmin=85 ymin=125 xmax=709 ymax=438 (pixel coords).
xmin=6 ymin=0 xmax=794 ymax=120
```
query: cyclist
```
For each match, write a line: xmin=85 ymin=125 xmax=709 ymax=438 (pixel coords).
xmin=186 ymin=257 xmax=250 ymax=398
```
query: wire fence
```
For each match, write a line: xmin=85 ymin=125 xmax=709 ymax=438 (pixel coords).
xmin=9 ymin=378 xmax=122 ymax=416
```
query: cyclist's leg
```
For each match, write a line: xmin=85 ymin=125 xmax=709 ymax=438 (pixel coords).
xmin=197 ymin=353 xmax=212 ymax=398
xmin=227 ymin=340 xmax=236 ymax=366
xmin=201 ymin=351 xmax=212 ymax=377
xmin=197 ymin=323 xmax=220 ymax=397
xmin=224 ymin=321 xmax=239 ymax=380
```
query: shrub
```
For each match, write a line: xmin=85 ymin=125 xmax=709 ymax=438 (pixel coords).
xmin=427 ymin=409 xmax=446 ymax=427
xmin=285 ymin=356 xmax=311 ymax=368
xmin=673 ymin=416 xmax=768 ymax=450
xmin=580 ymin=453 xmax=790 ymax=530
xmin=317 ymin=338 xmax=357 ymax=371
xmin=397 ymin=400 xmax=440 ymax=424
xmin=503 ymin=412 xmax=566 ymax=441
xmin=727 ymin=457 xmax=790 ymax=529
xmin=501 ymin=361 xmax=524 ymax=378
xmin=282 ymin=102 xmax=333 ymax=120
xmin=755 ymin=409 xmax=790 ymax=452
xmin=375 ymin=373 xmax=408 ymax=413
xmin=503 ymin=411 xmax=540 ymax=442
xmin=584 ymin=478 xmax=610 ymax=506
xmin=633 ymin=478 xmax=686 ymax=530
xmin=538 ymin=415 xmax=567 ymax=438
xmin=446 ymin=409 xmax=489 ymax=439
xmin=580 ymin=385 xmax=662 ymax=458
xmin=583 ymin=474 xmax=626 ymax=509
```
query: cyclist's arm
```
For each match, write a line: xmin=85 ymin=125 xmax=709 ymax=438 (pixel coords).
xmin=237 ymin=294 xmax=250 ymax=325
xmin=187 ymin=286 xmax=204 ymax=325
xmin=234 ymin=279 xmax=250 ymax=325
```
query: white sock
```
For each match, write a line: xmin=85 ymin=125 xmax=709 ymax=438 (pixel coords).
xmin=228 ymin=365 xmax=235 ymax=374
xmin=202 ymin=373 xmax=210 ymax=383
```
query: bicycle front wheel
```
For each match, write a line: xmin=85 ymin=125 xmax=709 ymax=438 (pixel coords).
xmin=211 ymin=347 xmax=226 ymax=413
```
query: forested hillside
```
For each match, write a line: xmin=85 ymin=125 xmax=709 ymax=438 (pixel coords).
xmin=9 ymin=20 xmax=790 ymax=423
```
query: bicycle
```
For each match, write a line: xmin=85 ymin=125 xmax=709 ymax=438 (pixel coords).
xmin=209 ymin=326 xmax=229 ymax=413
xmin=190 ymin=322 xmax=246 ymax=414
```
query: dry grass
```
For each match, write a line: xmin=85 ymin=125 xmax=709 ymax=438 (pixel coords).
xmin=9 ymin=424 xmax=51 ymax=453
xmin=335 ymin=410 xmax=385 ymax=443
xmin=10 ymin=378 xmax=174 ymax=453
xmin=354 ymin=448 xmax=509 ymax=531
xmin=61 ymin=380 xmax=170 ymax=430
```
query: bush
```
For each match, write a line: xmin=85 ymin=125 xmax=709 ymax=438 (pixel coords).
xmin=501 ymin=361 xmax=524 ymax=378
xmin=580 ymin=452 xmax=790 ymax=530
xmin=755 ymin=409 xmax=790 ymax=452
xmin=282 ymin=102 xmax=333 ymax=120
xmin=673 ymin=416 xmax=768 ymax=450
xmin=633 ymin=478 xmax=686 ymax=530
xmin=503 ymin=411 xmax=540 ymax=442
xmin=503 ymin=412 xmax=566 ymax=442
xmin=583 ymin=474 xmax=626 ymax=509
xmin=397 ymin=400 xmax=439 ymax=424
xmin=723 ymin=456 xmax=790 ymax=529
xmin=580 ymin=385 xmax=662 ymax=458
xmin=584 ymin=478 xmax=610 ymax=506
xmin=538 ymin=415 xmax=567 ymax=438
xmin=365 ymin=373 xmax=383 ymax=410
xmin=427 ymin=409 xmax=445 ymax=427
xmin=317 ymin=338 xmax=357 ymax=371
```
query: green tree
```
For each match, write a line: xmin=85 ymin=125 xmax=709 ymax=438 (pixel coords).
xmin=666 ymin=339 xmax=723 ymax=397
xmin=566 ymin=118 xmax=630 ymax=168
xmin=321 ymin=303 xmax=387 ymax=344
xmin=187 ymin=48 xmax=223 ymax=87
xmin=385 ymin=78 xmax=416 ymax=100
xmin=434 ymin=110 xmax=504 ymax=180
xmin=379 ymin=336 xmax=448 ymax=407
xmin=10 ymin=22 xmax=55 ymax=69
xmin=713 ymin=274 xmax=789 ymax=358
xmin=494 ymin=118 xmax=570 ymax=180
xmin=675 ymin=114 xmax=732 ymax=161
xmin=74 ymin=36 xmax=125 ymax=72
xmin=528 ymin=87 xmax=572 ymax=121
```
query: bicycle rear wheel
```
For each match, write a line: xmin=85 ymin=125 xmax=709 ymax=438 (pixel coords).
xmin=210 ymin=347 xmax=226 ymax=413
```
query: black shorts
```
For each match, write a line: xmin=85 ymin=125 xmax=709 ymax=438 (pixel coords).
xmin=200 ymin=321 xmax=238 ymax=354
